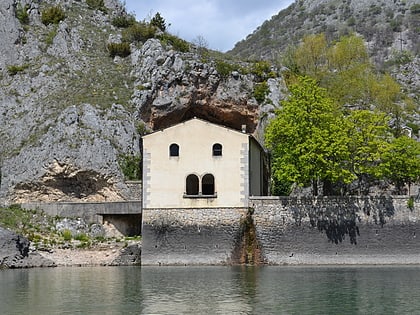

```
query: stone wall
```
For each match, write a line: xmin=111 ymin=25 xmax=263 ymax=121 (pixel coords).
xmin=142 ymin=196 xmax=420 ymax=265
xmin=250 ymin=196 xmax=420 ymax=265
xmin=141 ymin=208 xmax=248 ymax=265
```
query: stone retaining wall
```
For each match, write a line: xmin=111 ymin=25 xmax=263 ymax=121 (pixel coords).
xmin=141 ymin=208 xmax=248 ymax=265
xmin=250 ymin=196 xmax=420 ymax=264
xmin=142 ymin=196 xmax=420 ymax=265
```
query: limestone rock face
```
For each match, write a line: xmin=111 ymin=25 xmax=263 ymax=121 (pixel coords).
xmin=0 ymin=0 xmax=285 ymax=204
xmin=0 ymin=0 xmax=20 ymax=70
xmin=131 ymin=39 xmax=276 ymax=133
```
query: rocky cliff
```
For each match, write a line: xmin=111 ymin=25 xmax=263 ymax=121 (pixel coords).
xmin=0 ymin=0 xmax=284 ymax=204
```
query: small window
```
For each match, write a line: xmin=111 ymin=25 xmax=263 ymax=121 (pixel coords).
xmin=169 ymin=143 xmax=179 ymax=157
xmin=202 ymin=174 xmax=215 ymax=195
xmin=212 ymin=143 xmax=222 ymax=156
xmin=186 ymin=174 xmax=199 ymax=195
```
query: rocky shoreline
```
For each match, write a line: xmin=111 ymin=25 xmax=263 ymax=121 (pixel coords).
xmin=0 ymin=227 xmax=141 ymax=268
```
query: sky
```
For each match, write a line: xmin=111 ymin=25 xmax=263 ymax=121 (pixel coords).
xmin=124 ymin=0 xmax=295 ymax=52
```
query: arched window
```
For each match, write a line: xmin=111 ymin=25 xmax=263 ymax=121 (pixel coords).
xmin=202 ymin=174 xmax=215 ymax=195
xmin=186 ymin=174 xmax=199 ymax=195
xmin=212 ymin=143 xmax=222 ymax=156
xmin=169 ymin=143 xmax=179 ymax=157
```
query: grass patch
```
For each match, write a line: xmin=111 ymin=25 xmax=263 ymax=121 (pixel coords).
xmin=86 ymin=0 xmax=108 ymax=13
xmin=107 ymin=42 xmax=131 ymax=58
xmin=41 ymin=6 xmax=66 ymax=26
xmin=16 ymin=3 xmax=30 ymax=25
xmin=7 ymin=64 xmax=29 ymax=76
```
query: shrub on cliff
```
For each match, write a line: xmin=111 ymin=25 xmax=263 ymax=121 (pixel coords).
xmin=41 ymin=6 xmax=66 ymax=26
xmin=107 ymin=42 xmax=131 ymax=58
xmin=122 ymin=22 xmax=156 ymax=43
xmin=253 ymin=81 xmax=270 ymax=104
xmin=7 ymin=64 xmax=28 ymax=76
xmin=118 ymin=154 xmax=142 ymax=180
xmin=150 ymin=12 xmax=167 ymax=32
xmin=112 ymin=15 xmax=135 ymax=28
xmin=215 ymin=60 xmax=243 ymax=79
xmin=16 ymin=3 xmax=30 ymax=25
xmin=86 ymin=0 xmax=107 ymax=13
xmin=159 ymin=33 xmax=190 ymax=52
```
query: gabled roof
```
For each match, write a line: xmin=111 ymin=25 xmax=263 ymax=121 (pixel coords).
xmin=142 ymin=117 xmax=250 ymax=138
xmin=142 ymin=117 xmax=267 ymax=152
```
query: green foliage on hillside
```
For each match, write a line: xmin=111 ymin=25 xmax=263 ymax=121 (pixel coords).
xmin=86 ymin=0 xmax=107 ymax=13
xmin=253 ymin=81 xmax=270 ymax=104
xmin=266 ymin=33 xmax=419 ymax=196
xmin=7 ymin=64 xmax=29 ymax=76
xmin=215 ymin=60 xmax=241 ymax=78
xmin=16 ymin=3 xmax=30 ymax=25
xmin=122 ymin=21 xmax=156 ymax=43
xmin=41 ymin=6 xmax=66 ymax=26
xmin=118 ymin=154 xmax=142 ymax=180
xmin=112 ymin=15 xmax=136 ymax=28
xmin=107 ymin=42 xmax=131 ymax=58
xmin=150 ymin=12 xmax=167 ymax=32
xmin=158 ymin=33 xmax=190 ymax=52
xmin=283 ymin=33 xmax=414 ymax=123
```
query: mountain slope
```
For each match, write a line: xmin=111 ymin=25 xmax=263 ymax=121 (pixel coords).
xmin=0 ymin=0 xmax=283 ymax=203
xmin=229 ymin=0 xmax=419 ymax=104
xmin=229 ymin=0 xmax=419 ymax=62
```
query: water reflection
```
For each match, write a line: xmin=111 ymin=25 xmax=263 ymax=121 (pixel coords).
xmin=1 ymin=266 xmax=420 ymax=314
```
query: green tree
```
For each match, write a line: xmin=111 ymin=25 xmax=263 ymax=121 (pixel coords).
xmin=265 ymin=76 xmax=352 ymax=195
xmin=380 ymin=136 xmax=420 ymax=194
xmin=150 ymin=12 xmax=167 ymax=32
xmin=344 ymin=110 xmax=392 ymax=194
xmin=284 ymin=33 xmax=411 ymax=123
xmin=292 ymin=34 xmax=328 ymax=80
xmin=327 ymin=34 xmax=369 ymax=71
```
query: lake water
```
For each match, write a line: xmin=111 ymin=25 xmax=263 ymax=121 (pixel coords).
xmin=1 ymin=265 xmax=420 ymax=314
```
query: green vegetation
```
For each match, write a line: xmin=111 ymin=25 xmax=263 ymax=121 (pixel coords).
xmin=7 ymin=64 xmax=28 ymax=76
xmin=0 ymin=205 xmax=139 ymax=249
xmin=45 ymin=27 xmax=58 ymax=46
xmin=159 ymin=33 xmax=190 ymax=52
xmin=267 ymin=33 xmax=419 ymax=196
xmin=107 ymin=42 xmax=131 ymax=58
xmin=150 ymin=12 xmax=167 ymax=32
xmin=266 ymin=76 xmax=352 ymax=195
xmin=253 ymin=81 xmax=270 ymax=104
xmin=116 ymin=13 xmax=188 ymax=52
xmin=381 ymin=136 xmax=420 ymax=194
xmin=408 ymin=196 xmax=415 ymax=210
xmin=118 ymin=154 xmax=142 ymax=180
xmin=62 ymin=229 xmax=72 ymax=241
xmin=410 ymin=4 xmax=420 ymax=14
xmin=215 ymin=60 xmax=243 ymax=78
xmin=86 ymin=0 xmax=107 ymax=13
xmin=16 ymin=3 xmax=30 ymax=25
xmin=41 ymin=6 xmax=66 ymax=26
xmin=251 ymin=61 xmax=276 ymax=81
xmin=121 ymin=22 xmax=156 ymax=43
xmin=112 ymin=15 xmax=135 ymax=28
xmin=282 ymin=33 xmax=412 ymax=119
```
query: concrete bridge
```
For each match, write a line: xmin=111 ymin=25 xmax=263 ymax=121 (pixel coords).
xmin=22 ymin=201 xmax=142 ymax=236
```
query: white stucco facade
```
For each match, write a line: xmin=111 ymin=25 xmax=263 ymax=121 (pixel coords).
xmin=142 ymin=118 xmax=267 ymax=209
